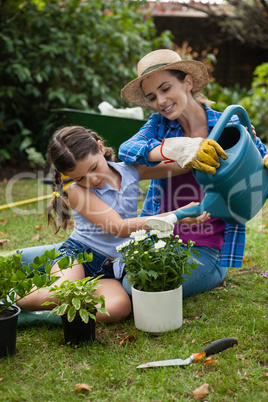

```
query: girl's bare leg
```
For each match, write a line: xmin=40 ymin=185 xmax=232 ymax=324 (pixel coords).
xmin=95 ymin=279 xmax=132 ymax=323
xmin=17 ymin=266 xmax=131 ymax=323
xmin=16 ymin=261 xmax=85 ymax=311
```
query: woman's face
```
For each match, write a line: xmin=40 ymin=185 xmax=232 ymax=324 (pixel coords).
xmin=141 ymin=70 xmax=193 ymax=119
xmin=66 ymin=141 xmax=110 ymax=189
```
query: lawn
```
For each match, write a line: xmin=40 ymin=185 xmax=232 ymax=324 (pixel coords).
xmin=0 ymin=176 xmax=267 ymax=401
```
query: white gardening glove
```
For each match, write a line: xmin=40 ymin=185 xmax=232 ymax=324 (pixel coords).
xmin=160 ymin=137 xmax=227 ymax=175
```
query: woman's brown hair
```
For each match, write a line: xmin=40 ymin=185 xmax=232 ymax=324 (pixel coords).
xmin=47 ymin=126 xmax=116 ymax=233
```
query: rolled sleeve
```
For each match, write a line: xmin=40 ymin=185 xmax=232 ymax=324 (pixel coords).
xmin=119 ymin=113 xmax=167 ymax=166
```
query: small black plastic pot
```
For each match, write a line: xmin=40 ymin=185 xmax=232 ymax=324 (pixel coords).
xmin=61 ymin=313 xmax=96 ymax=345
xmin=0 ymin=304 xmax=21 ymax=358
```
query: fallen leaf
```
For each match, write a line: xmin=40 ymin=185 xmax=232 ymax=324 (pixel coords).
xmin=120 ymin=333 xmax=135 ymax=346
xmin=0 ymin=219 xmax=8 ymax=225
xmin=192 ymin=383 xmax=209 ymax=400
xmin=75 ymin=383 xmax=91 ymax=395
xmin=0 ymin=377 xmax=3 ymax=381
xmin=0 ymin=239 xmax=9 ymax=246
xmin=264 ymin=372 xmax=268 ymax=377
xmin=243 ymin=256 xmax=252 ymax=265
xmin=203 ymin=356 xmax=218 ymax=365
xmin=191 ymin=339 xmax=196 ymax=344
xmin=32 ymin=234 xmax=40 ymax=241
xmin=0 ymin=232 xmax=7 ymax=237
xmin=69 ymin=220 xmax=75 ymax=228
xmin=34 ymin=225 xmax=44 ymax=230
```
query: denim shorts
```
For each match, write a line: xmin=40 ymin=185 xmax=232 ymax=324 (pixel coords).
xmin=49 ymin=238 xmax=116 ymax=279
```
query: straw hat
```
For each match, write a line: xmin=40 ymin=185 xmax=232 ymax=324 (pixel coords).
xmin=121 ymin=49 xmax=209 ymax=107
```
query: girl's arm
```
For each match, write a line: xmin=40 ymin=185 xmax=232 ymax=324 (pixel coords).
xmin=68 ymin=186 xmax=209 ymax=239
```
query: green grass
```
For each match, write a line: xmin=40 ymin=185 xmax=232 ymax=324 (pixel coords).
xmin=0 ymin=178 xmax=268 ymax=401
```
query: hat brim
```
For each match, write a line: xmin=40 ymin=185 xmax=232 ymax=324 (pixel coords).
xmin=121 ymin=60 xmax=209 ymax=107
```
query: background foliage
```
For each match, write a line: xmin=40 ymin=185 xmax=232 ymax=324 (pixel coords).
xmin=0 ymin=0 xmax=267 ymax=168
xmin=0 ymin=0 xmax=172 ymax=165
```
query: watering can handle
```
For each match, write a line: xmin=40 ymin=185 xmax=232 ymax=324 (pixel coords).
xmin=208 ymin=105 xmax=254 ymax=142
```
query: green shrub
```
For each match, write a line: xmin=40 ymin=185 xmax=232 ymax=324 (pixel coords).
xmin=204 ymin=63 xmax=268 ymax=141
xmin=0 ymin=0 xmax=172 ymax=165
xmin=239 ymin=63 xmax=268 ymax=142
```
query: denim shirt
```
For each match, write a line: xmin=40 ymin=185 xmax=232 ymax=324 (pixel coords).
xmin=119 ymin=104 xmax=267 ymax=268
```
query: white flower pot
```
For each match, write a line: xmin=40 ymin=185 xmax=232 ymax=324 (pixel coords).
xmin=131 ymin=286 xmax=183 ymax=334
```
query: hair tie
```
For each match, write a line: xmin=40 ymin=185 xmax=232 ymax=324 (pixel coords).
xmin=53 ymin=191 xmax=60 ymax=198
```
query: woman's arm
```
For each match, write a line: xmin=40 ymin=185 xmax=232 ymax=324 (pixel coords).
xmin=118 ymin=113 xmax=164 ymax=166
xmin=68 ymin=186 xmax=209 ymax=239
xmin=134 ymin=144 xmax=191 ymax=180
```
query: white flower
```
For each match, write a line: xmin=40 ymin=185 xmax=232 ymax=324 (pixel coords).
xmin=154 ymin=240 xmax=166 ymax=250
xmin=178 ymin=239 xmax=183 ymax=244
xmin=116 ymin=239 xmax=132 ymax=252
xmin=150 ymin=229 xmax=173 ymax=238
xmin=155 ymin=230 xmax=173 ymax=239
xmin=130 ymin=229 xmax=146 ymax=239
xmin=149 ymin=229 xmax=161 ymax=236
xmin=135 ymin=235 xmax=148 ymax=242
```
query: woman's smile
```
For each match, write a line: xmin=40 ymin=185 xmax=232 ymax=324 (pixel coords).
xmin=162 ymin=103 xmax=175 ymax=114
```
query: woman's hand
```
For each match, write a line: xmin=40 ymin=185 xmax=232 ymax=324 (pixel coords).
xmin=185 ymin=139 xmax=227 ymax=174
xmin=177 ymin=202 xmax=211 ymax=226
xmin=161 ymin=137 xmax=227 ymax=175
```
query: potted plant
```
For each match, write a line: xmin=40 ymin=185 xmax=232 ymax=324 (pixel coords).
xmin=116 ymin=229 xmax=199 ymax=334
xmin=42 ymin=276 xmax=109 ymax=345
xmin=0 ymin=249 xmax=92 ymax=357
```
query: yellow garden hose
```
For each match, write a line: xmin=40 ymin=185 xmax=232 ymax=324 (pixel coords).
xmin=0 ymin=194 xmax=53 ymax=211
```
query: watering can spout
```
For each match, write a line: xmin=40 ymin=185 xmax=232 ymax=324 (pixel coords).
xmin=146 ymin=192 xmax=233 ymax=232
xmin=146 ymin=204 xmax=203 ymax=232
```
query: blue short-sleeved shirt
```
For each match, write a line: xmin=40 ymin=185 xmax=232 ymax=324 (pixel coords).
xmin=70 ymin=161 xmax=139 ymax=265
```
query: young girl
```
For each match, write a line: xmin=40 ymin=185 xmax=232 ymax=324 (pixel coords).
xmin=16 ymin=126 xmax=209 ymax=322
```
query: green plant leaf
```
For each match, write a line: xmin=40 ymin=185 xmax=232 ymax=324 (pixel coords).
xmin=67 ymin=306 xmax=76 ymax=322
xmin=72 ymin=298 xmax=81 ymax=310
xmin=79 ymin=309 xmax=89 ymax=324
xmin=57 ymin=303 xmax=69 ymax=316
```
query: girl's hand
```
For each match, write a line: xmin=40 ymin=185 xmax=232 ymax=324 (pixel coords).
xmin=179 ymin=211 xmax=210 ymax=226
xmin=177 ymin=202 xmax=211 ymax=226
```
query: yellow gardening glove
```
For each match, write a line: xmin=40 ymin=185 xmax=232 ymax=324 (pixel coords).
xmin=185 ymin=139 xmax=228 ymax=174
xmin=161 ymin=137 xmax=227 ymax=175
xmin=264 ymin=155 xmax=268 ymax=169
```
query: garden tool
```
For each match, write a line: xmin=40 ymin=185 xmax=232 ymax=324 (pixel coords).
xmin=136 ymin=337 xmax=238 ymax=369
xmin=147 ymin=105 xmax=268 ymax=231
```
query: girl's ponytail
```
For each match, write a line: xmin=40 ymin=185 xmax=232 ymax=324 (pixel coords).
xmin=47 ymin=169 xmax=71 ymax=234
xmin=88 ymin=130 xmax=116 ymax=161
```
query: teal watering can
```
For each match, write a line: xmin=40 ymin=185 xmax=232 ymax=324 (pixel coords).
xmin=146 ymin=105 xmax=268 ymax=231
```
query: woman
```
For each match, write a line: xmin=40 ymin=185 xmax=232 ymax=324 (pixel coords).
xmin=119 ymin=49 xmax=268 ymax=297
xmin=17 ymin=126 xmax=209 ymax=321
